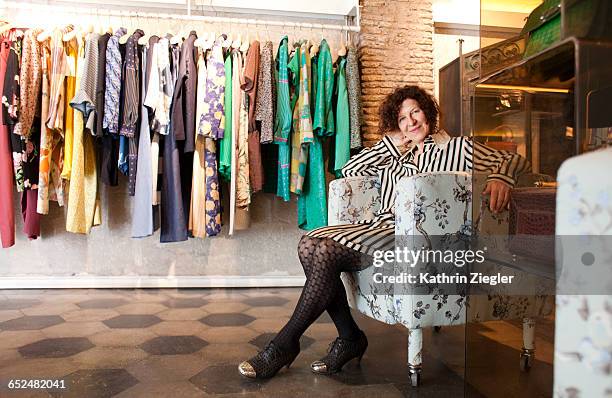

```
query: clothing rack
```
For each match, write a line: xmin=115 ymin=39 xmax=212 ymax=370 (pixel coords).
xmin=3 ymin=1 xmax=361 ymax=33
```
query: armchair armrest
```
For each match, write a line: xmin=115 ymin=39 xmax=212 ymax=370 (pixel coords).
xmin=328 ymin=176 xmax=381 ymax=226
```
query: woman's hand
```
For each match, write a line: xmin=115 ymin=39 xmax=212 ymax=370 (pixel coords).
xmin=482 ymin=180 xmax=512 ymax=213
xmin=386 ymin=130 xmax=412 ymax=148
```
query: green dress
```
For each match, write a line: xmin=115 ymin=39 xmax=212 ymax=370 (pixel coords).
xmin=333 ymin=56 xmax=350 ymax=178
xmin=312 ymin=40 xmax=335 ymax=137
xmin=218 ymin=53 xmax=232 ymax=181
xmin=274 ymin=36 xmax=292 ymax=201
xmin=298 ymin=41 xmax=333 ymax=230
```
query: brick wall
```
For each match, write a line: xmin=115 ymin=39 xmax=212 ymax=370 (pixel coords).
xmin=359 ymin=0 xmax=434 ymax=146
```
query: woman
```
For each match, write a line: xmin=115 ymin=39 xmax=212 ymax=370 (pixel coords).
xmin=238 ymin=85 xmax=529 ymax=379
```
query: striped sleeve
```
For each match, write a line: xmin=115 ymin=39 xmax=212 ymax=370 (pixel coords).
xmin=341 ymin=136 xmax=401 ymax=177
xmin=464 ymin=138 xmax=531 ymax=186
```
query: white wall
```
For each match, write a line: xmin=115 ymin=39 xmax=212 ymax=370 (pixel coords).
xmin=432 ymin=0 xmax=480 ymax=99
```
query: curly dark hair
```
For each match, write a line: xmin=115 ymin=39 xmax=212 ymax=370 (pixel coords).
xmin=378 ymin=85 xmax=440 ymax=134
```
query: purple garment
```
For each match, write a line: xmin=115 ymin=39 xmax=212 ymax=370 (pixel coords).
xmin=204 ymin=139 xmax=221 ymax=236
xmin=198 ymin=37 xmax=225 ymax=140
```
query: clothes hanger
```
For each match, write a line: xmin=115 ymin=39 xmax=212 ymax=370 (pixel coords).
xmin=310 ymin=25 xmax=321 ymax=57
xmin=231 ymin=31 xmax=241 ymax=50
xmin=118 ymin=11 xmax=132 ymax=44
xmin=337 ymin=28 xmax=347 ymax=58
xmin=170 ymin=27 xmax=185 ymax=45
xmin=0 ymin=20 xmax=12 ymax=35
xmin=222 ymin=31 xmax=232 ymax=49
xmin=194 ymin=30 xmax=206 ymax=48
xmin=208 ymin=32 xmax=219 ymax=50
xmin=62 ymin=24 xmax=77 ymax=42
xmin=240 ymin=25 xmax=250 ymax=53
xmin=36 ymin=24 xmax=53 ymax=42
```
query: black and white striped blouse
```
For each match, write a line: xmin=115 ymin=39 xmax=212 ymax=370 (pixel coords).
xmin=306 ymin=131 xmax=529 ymax=255
xmin=341 ymin=133 xmax=529 ymax=217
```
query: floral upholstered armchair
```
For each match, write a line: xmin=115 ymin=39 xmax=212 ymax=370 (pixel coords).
xmin=329 ymin=171 xmax=554 ymax=386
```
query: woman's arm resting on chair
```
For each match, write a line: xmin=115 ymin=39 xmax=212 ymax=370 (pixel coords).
xmin=465 ymin=139 xmax=531 ymax=213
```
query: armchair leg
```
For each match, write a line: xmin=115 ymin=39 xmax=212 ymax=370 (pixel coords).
xmin=520 ymin=317 xmax=536 ymax=372
xmin=408 ymin=328 xmax=423 ymax=387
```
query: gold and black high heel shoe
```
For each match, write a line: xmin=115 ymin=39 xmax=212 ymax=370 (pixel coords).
xmin=310 ymin=330 xmax=368 ymax=375
xmin=238 ymin=341 xmax=300 ymax=379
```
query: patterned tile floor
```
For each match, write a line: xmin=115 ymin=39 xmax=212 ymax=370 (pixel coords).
xmin=0 ymin=288 xmax=554 ymax=397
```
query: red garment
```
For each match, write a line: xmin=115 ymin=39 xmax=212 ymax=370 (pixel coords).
xmin=21 ymin=189 xmax=40 ymax=240
xmin=0 ymin=36 xmax=15 ymax=248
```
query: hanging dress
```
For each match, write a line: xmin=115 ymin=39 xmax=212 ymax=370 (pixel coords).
xmin=241 ymin=40 xmax=263 ymax=193
xmin=61 ymin=38 xmax=77 ymax=180
xmin=37 ymin=31 xmax=65 ymax=214
xmin=296 ymin=40 xmax=332 ymax=231
xmin=66 ymin=34 xmax=101 ymax=234
xmin=160 ymin=40 xmax=188 ymax=243
xmin=0 ymin=32 xmax=15 ymax=248
xmin=332 ymin=55 xmax=350 ymax=177
xmin=346 ymin=45 xmax=363 ymax=149
xmin=12 ymin=29 xmax=42 ymax=240
xmin=273 ymin=36 xmax=291 ymax=202
xmin=132 ymin=45 xmax=154 ymax=238
xmin=218 ymin=50 xmax=232 ymax=182
xmin=190 ymin=47 xmax=208 ymax=238
xmin=198 ymin=36 xmax=225 ymax=236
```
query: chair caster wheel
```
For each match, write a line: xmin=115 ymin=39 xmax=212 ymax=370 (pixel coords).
xmin=409 ymin=365 xmax=422 ymax=387
xmin=433 ymin=326 xmax=442 ymax=333
xmin=410 ymin=371 xmax=421 ymax=387
xmin=520 ymin=349 xmax=534 ymax=372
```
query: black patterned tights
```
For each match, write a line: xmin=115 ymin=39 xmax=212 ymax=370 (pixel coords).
xmin=272 ymin=236 xmax=370 ymax=351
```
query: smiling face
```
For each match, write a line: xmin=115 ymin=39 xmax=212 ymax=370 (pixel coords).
xmin=397 ymin=98 xmax=430 ymax=145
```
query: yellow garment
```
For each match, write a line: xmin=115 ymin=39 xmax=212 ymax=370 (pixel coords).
xmin=190 ymin=135 xmax=208 ymax=238
xmin=61 ymin=39 xmax=77 ymax=180
xmin=65 ymin=39 xmax=101 ymax=234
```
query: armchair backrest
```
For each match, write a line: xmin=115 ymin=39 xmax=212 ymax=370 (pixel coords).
xmin=395 ymin=172 xmax=472 ymax=237
xmin=328 ymin=176 xmax=381 ymax=225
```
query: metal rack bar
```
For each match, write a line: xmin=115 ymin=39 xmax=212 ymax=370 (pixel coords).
xmin=3 ymin=1 xmax=361 ymax=32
